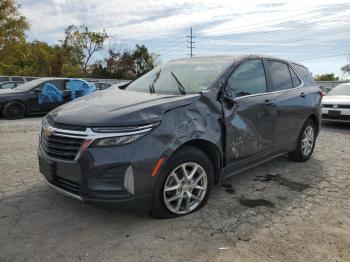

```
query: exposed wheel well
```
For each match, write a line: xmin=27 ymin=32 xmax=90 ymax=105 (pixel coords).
xmin=179 ymin=139 xmax=222 ymax=184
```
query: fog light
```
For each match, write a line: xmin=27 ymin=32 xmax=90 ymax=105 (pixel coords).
xmin=124 ymin=166 xmax=135 ymax=195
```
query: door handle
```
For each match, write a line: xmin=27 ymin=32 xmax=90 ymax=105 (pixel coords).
xmin=263 ymin=99 xmax=275 ymax=106
xmin=300 ymin=92 xmax=306 ymax=98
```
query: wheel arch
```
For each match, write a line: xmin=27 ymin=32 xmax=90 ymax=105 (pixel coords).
xmin=172 ymin=139 xmax=223 ymax=184
xmin=307 ymin=114 xmax=319 ymax=135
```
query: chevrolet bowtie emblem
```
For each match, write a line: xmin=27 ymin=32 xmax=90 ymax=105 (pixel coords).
xmin=43 ymin=126 xmax=55 ymax=138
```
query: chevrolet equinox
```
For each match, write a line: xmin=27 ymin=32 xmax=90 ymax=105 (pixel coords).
xmin=38 ymin=55 xmax=322 ymax=218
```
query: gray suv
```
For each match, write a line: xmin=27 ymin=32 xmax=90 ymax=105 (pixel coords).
xmin=38 ymin=55 xmax=322 ymax=218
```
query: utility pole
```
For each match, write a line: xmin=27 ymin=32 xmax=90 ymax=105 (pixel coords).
xmin=187 ymin=27 xmax=195 ymax=57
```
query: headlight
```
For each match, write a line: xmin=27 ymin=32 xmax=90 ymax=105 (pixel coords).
xmin=90 ymin=122 xmax=159 ymax=147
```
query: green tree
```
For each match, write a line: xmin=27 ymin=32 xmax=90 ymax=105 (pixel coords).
xmin=63 ymin=25 xmax=108 ymax=74
xmin=0 ymin=0 xmax=29 ymax=75
xmin=0 ymin=0 xmax=28 ymax=50
xmin=314 ymin=73 xmax=339 ymax=81
xmin=133 ymin=44 xmax=157 ymax=77
xmin=341 ymin=64 xmax=350 ymax=78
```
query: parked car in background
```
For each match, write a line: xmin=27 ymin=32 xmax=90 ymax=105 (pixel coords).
xmin=0 ymin=76 xmax=38 ymax=83
xmin=38 ymin=55 xmax=322 ymax=218
xmin=94 ymin=82 xmax=112 ymax=90
xmin=322 ymin=83 xmax=350 ymax=123
xmin=0 ymin=81 xmax=23 ymax=89
xmin=0 ymin=78 xmax=96 ymax=119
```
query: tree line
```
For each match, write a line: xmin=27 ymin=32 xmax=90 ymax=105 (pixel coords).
xmin=0 ymin=0 xmax=160 ymax=79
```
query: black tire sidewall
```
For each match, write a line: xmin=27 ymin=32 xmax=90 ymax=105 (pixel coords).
xmin=2 ymin=101 xmax=26 ymax=119
xmin=296 ymin=119 xmax=316 ymax=161
xmin=151 ymin=146 xmax=214 ymax=218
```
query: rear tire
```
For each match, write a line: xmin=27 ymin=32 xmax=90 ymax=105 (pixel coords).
xmin=151 ymin=146 xmax=214 ymax=219
xmin=2 ymin=101 xmax=26 ymax=119
xmin=288 ymin=119 xmax=316 ymax=162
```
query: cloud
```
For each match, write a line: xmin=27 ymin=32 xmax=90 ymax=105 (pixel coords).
xmin=19 ymin=0 xmax=350 ymax=75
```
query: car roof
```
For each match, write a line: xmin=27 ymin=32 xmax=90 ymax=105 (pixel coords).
xmin=170 ymin=54 xmax=305 ymax=68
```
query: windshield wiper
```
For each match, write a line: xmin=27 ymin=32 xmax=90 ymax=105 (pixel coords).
xmin=170 ymin=71 xmax=186 ymax=95
xmin=149 ymin=69 xmax=161 ymax=94
xmin=149 ymin=83 xmax=155 ymax=94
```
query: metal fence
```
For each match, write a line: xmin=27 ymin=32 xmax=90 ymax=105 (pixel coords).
xmin=315 ymin=80 xmax=350 ymax=92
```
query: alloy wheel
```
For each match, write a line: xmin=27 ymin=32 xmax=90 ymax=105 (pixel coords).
xmin=301 ymin=125 xmax=314 ymax=156
xmin=163 ymin=162 xmax=208 ymax=215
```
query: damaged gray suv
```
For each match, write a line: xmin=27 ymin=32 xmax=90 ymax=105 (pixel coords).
xmin=38 ymin=55 xmax=322 ymax=218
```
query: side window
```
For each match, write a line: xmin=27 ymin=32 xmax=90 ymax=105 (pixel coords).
xmin=0 ymin=77 xmax=10 ymax=82
xmin=46 ymin=80 xmax=65 ymax=90
xmin=12 ymin=77 xmax=23 ymax=82
xmin=292 ymin=64 xmax=316 ymax=86
xmin=226 ymin=60 xmax=267 ymax=98
xmin=2 ymin=83 xmax=14 ymax=88
xmin=289 ymin=68 xmax=301 ymax=87
xmin=268 ymin=61 xmax=293 ymax=91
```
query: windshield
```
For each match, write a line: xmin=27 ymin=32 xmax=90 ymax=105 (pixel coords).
xmin=327 ymin=84 xmax=350 ymax=96
xmin=14 ymin=78 xmax=47 ymax=91
xmin=127 ymin=60 xmax=231 ymax=95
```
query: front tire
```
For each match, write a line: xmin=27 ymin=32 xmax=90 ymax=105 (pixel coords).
xmin=288 ymin=119 xmax=316 ymax=162
xmin=2 ymin=101 xmax=26 ymax=119
xmin=151 ymin=146 xmax=214 ymax=219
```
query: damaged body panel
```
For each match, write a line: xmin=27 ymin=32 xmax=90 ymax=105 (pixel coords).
xmin=38 ymin=54 xmax=322 ymax=217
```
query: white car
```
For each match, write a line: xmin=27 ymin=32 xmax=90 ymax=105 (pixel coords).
xmin=322 ymin=83 xmax=350 ymax=123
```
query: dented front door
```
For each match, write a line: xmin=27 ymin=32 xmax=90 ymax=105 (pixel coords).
xmin=223 ymin=94 xmax=277 ymax=164
xmin=222 ymin=59 xmax=277 ymax=166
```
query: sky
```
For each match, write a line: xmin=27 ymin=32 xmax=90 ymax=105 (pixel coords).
xmin=19 ymin=0 xmax=350 ymax=78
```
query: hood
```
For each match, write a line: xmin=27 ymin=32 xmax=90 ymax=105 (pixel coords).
xmin=0 ymin=88 xmax=24 ymax=95
xmin=322 ymin=95 xmax=350 ymax=105
xmin=49 ymin=89 xmax=199 ymax=127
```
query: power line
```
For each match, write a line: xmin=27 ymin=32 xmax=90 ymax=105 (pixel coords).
xmin=297 ymin=53 xmax=349 ymax=61
xmin=187 ymin=27 xmax=195 ymax=57
xmin=197 ymin=12 xmax=350 ymax=49
xmin=199 ymin=5 xmax=350 ymax=36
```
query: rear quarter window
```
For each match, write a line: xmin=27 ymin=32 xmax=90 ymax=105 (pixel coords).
xmin=267 ymin=60 xmax=293 ymax=91
xmin=292 ymin=64 xmax=316 ymax=86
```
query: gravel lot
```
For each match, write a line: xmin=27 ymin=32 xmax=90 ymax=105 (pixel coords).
xmin=0 ymin=117 xmax=349 ymax=262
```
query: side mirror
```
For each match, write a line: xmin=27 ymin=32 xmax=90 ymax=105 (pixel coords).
xmin=33 ymin=88 xmax=41 ymax=94
xmin=223 ymin=92 xmax=237 ymax=105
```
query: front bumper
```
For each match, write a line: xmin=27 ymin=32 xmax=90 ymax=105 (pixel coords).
xmin=37 ymin=124 xmax=166 ymax=211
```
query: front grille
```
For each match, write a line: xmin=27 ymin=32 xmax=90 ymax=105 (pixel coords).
xmin=322 ymin=114 xmax=350 ymax=121
xmin=323 ymin=104 xmax=350 ymax=109
xmin=41 ymin=132 xmax=84 ymax=161
xmin=53 ymin=175 xmax=80 ymax=194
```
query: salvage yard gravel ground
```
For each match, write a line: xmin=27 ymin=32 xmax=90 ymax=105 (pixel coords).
xmin=0 ymin=117 xmax=349 ymax=262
